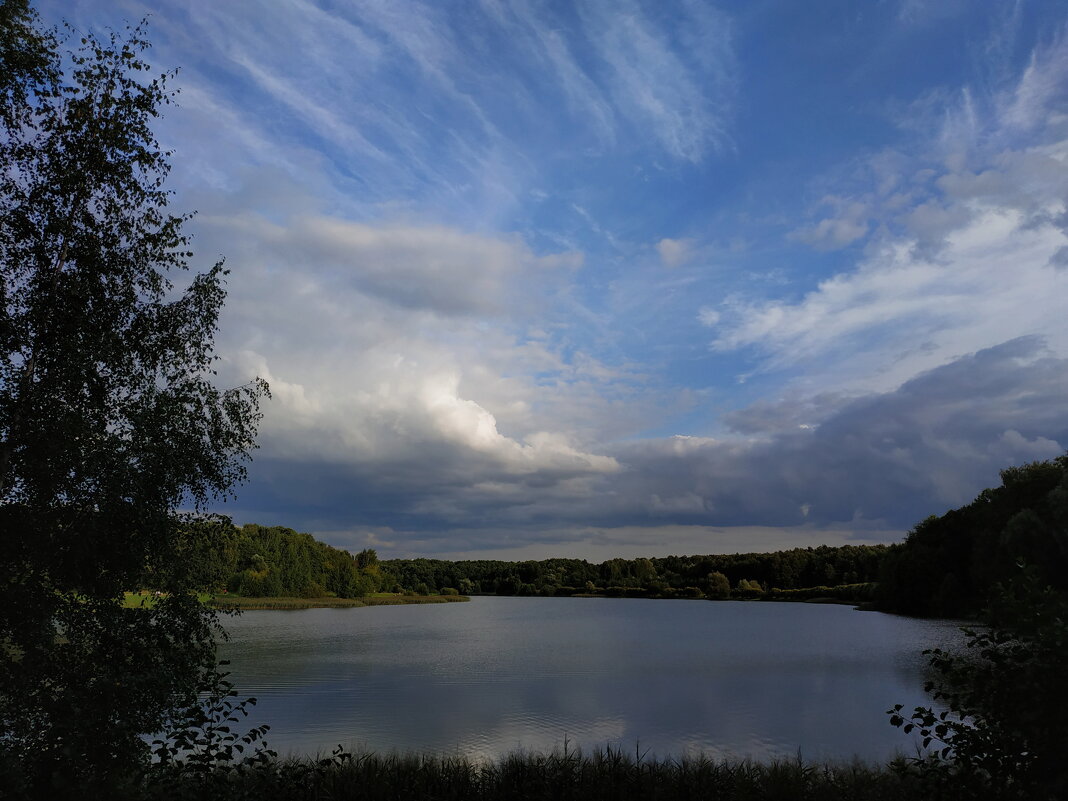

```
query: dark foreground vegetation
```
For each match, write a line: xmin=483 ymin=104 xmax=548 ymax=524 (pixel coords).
xmin=145 ymin=747 xmax=939 ymax=801
xmin=1 ymin=3 xmax=1066 ymax=799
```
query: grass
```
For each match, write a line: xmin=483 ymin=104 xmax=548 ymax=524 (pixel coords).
xmin=121 ymin=591 xmax=213 ymax=609
xmin=146 ymin=745 xmax=950 ymax=801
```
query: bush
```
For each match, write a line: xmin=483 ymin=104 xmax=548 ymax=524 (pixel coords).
xmin=890 ymin=567 xmax=1068 ymax=798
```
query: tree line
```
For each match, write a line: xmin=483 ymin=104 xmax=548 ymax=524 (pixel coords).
xmin=169 ymin=523 xmax=889 ymax=602
xmin=378 ymin=545 xmax=888 ymax=601
xmin=180 ymin=454 xmax=1066 ymax=618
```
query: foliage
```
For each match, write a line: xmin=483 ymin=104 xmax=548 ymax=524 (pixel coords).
xmin=0 ymin=5 xmax=266 ymax=793
xmin=704 ymin=570 xmax=731 ymax=599
xmin=377 ymin=543 xmax=890 ymax=599
xmin=146 ymin=668 xmax=276 ymax=798
xmin=162 ymin=523 xmax=383 ymax=599
xmin=165 ymin=530 xmax=890 ymax=601
xmin=890 ymin=568 xmax=1068 ymax=799
xmin=878 ymin=456 xmax=1067 ymax=617
xmin=207 ymin=594 xmax=467 ymax=610
xmin=885 ymin=456 xmax=1068 ymax=796
xmin=222 ymin=525 xmax=380 ymax=598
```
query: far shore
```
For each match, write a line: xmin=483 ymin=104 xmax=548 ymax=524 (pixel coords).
xmin=122 ymin=591 xmax=469 ymax=611
xmin=122 ymin=589 xmax=872 ymax=612
xmin=211 ymin=593 xmax=470 ymax=610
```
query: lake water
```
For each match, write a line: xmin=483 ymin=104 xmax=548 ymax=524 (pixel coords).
xmin=217 ymin=596 xmax=961 ymax=763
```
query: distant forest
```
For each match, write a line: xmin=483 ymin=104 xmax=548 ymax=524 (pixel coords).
xmin=378 ymin=546 xmax=884 ymax=602
xmin=179 ymin=456 xmax=1066 ymax=618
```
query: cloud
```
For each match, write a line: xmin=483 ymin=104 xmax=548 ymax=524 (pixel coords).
xmin=38 ymin=0 xmax=1067 ymax=563
xmin=315 ymin=522 xmax=899 ymax=561
xmin=604 ymin=338 xmax=1067 ymax=530
xmin=711 ymin=30 xmax=1068 ymax=395
xmin=722 ymin=28 xmax=1067 ymax=396
xmin=790 ymin=200 xmax=869 ymax=251
xmin=715 ymin=207 xmax=1067 ymax=393
xmin=200 ymin=208 xmax=585 ymax=317
xmin=576 ymin=0 xmax=736 ymax=161
xmin=190 ymin=188 xmax=644 ymax=539
xmin=696 ymin=306 xmax=720 ymax=327
xmin=228 ymin=336 xmax=1067 ymax=551
xmin=84 ymin=0 xmax=736 ymax=229
xmin=657 ymin=237 xmax=696 ymax=267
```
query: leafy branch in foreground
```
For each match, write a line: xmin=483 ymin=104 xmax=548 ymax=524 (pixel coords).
xmin=890 ymin=566 xmax=1068 ymax=799
xmin=146 ymin=667 xmax=275 ymax=798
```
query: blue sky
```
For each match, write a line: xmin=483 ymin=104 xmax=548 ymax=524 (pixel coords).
xmin=40 ymin=0 xmax=1068 ymax=559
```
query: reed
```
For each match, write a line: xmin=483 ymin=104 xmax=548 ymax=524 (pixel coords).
xmin=147 ymin=744 xmax=936 ymax=801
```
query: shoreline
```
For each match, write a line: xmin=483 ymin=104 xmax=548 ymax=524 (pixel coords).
xmin=208 ymin=593 xmax=470 ymax=610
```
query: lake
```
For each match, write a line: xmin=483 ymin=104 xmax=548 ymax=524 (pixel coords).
xmin=216 ymin=596 xmax=961 ymax=763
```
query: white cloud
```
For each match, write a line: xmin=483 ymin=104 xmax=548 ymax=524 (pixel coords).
xmin=36 ymin=0 xmax=1067 ymax=560
xmin=715 ymin=33 xmax=1068 ymax=394
xmin=715 ymin=208 xmax=1067 ymax=392
xmin=696 ymin=306 xmax=720 ymax=327
xmin=657 ymin=237 xmax=696 ymax=267
xmin=578 ymin=0 xmax=736 ymax=161
xmin=1000 ymin=36 xmax=1068 ymax=134
xmin=193 ymin=194 xmax=636 ymax=512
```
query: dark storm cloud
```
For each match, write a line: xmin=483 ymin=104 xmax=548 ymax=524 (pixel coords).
xmin=610 ymin=337 xmax=1065 ymax=530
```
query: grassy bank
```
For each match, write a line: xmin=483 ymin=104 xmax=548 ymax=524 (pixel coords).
xmin=121 ymin=591 xmax=214 ymax=609
xmin=120 ymin=591 xmax=468 ymax=611
xmin=208 ymin=593 xmax=469 ymax=610
xmin=142 ymin=746 xmax=991 ymax=801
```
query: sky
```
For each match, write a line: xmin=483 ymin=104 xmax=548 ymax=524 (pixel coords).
xmin=38 ymin=0 xmax=1068 ymax=560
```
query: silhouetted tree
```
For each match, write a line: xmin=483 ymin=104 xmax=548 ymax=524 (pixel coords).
xmin=0 ymin=6 xmax=267 ymax=793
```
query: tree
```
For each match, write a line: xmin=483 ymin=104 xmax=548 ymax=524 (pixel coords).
xmin=705 ymin=571 xmax=731 ymax=599
xmin=0 ymin=5 xmax=267 ymax=794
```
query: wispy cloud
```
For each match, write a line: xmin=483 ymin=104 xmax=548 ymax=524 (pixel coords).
xmin=578 ymin=0 xmax=735 ymax=161
xmin=715 ymin=31 xmax=1068 ymax=393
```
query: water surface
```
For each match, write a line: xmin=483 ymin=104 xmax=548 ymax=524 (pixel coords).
xmin=217 ymin=596 xmax=960 ymax=762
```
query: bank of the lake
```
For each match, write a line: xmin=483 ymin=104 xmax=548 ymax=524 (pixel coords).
xmin=121 ymin=591 xmax=469 ymax=611
xmin=211 ymin=593 xmax=470 ymax=610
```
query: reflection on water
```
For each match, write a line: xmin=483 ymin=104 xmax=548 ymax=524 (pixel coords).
xmin=217 ymin=596 xmax=961 ymax=762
